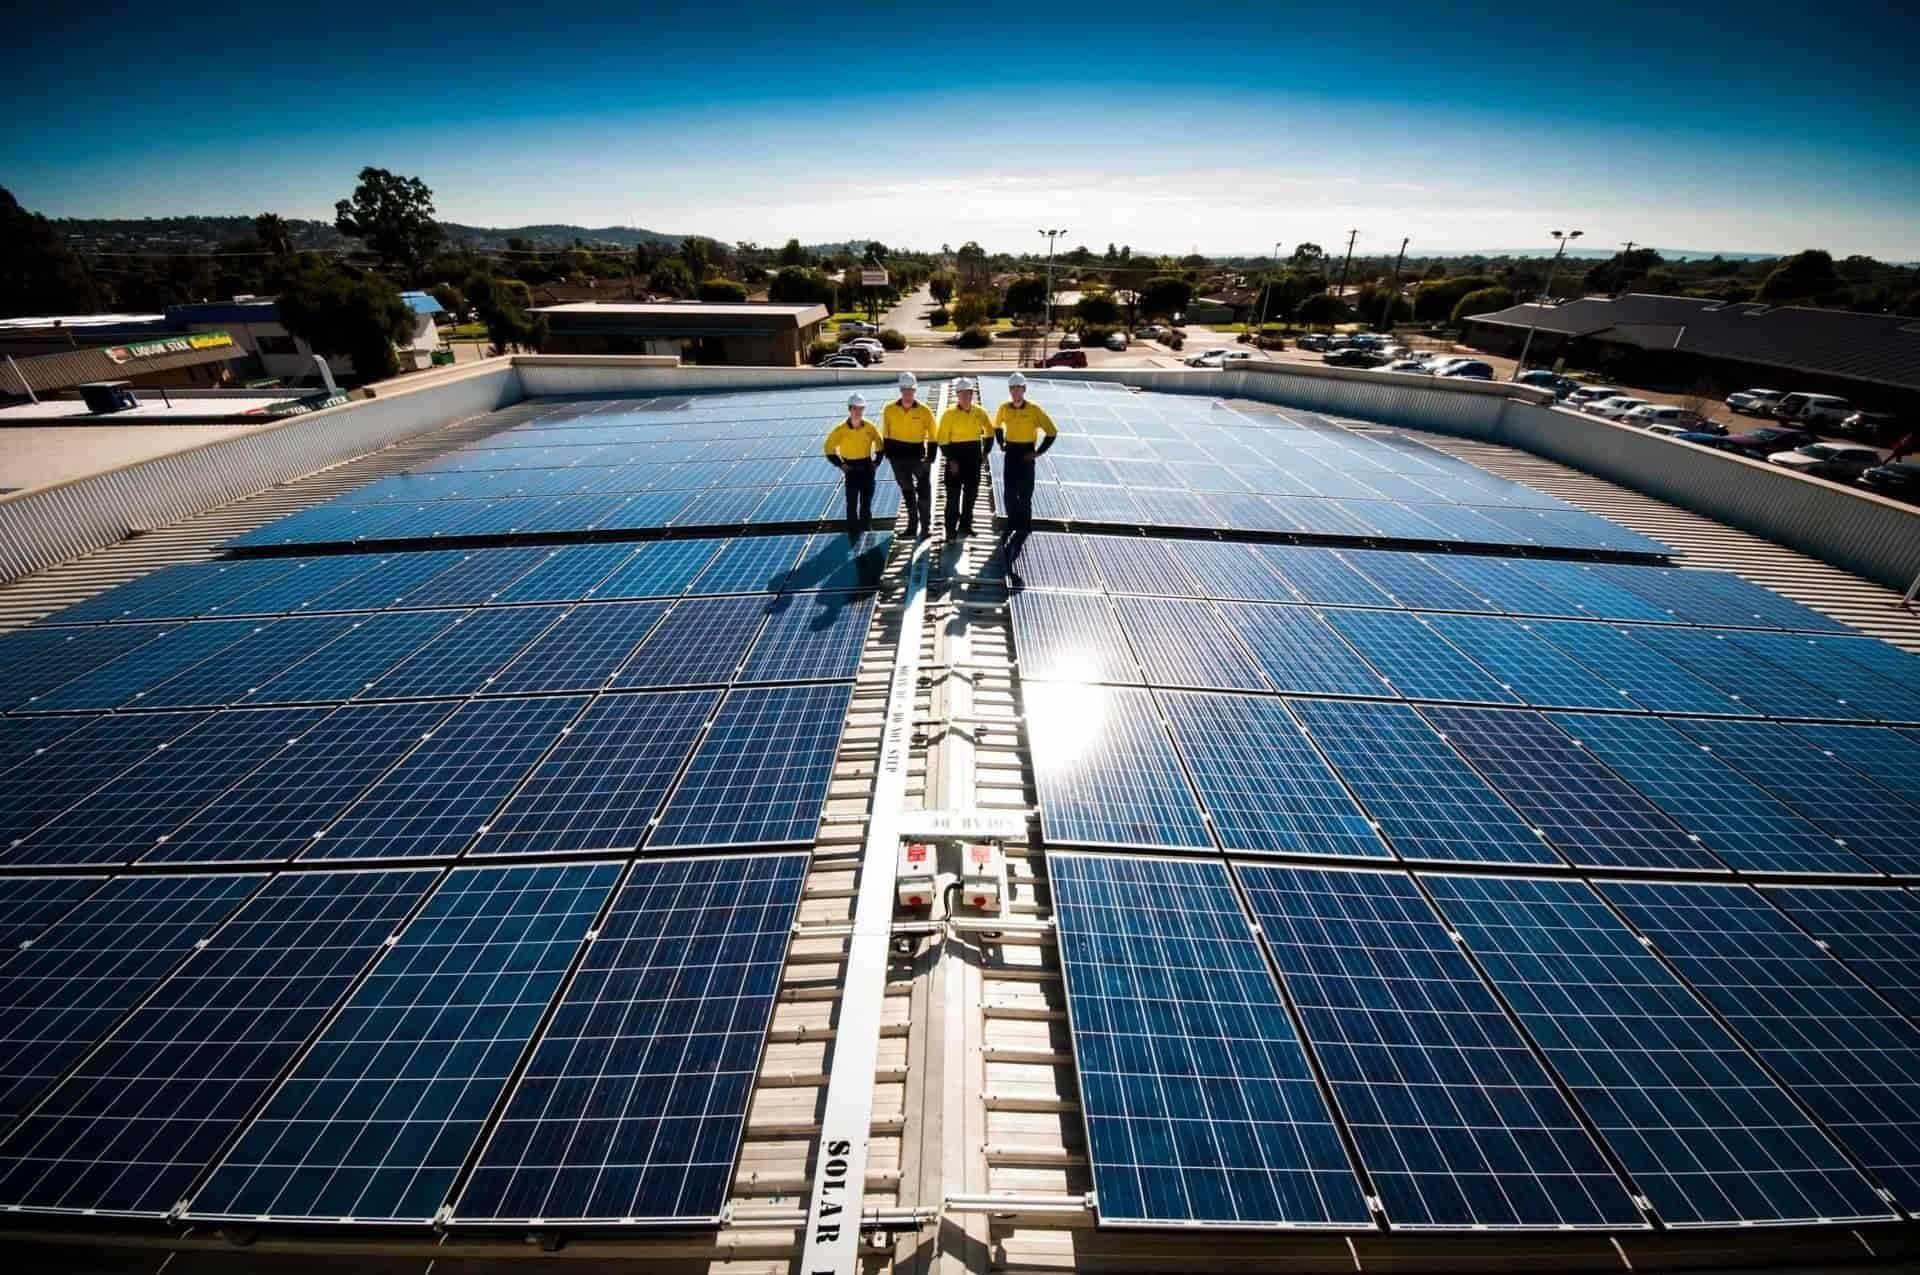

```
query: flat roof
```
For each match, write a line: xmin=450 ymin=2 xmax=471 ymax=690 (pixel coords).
xmin=535 ymin=302 xmax=828 ymax=318
xmin=0 ymin=419 xmax=280 ymax=493
xmin=0 ymin=395 xmax=302 ymax=425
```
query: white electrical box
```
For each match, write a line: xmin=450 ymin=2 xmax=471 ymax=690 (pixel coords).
xmin=897 ymin=842 xmax=936 ymax=911
xmin=960 ymin=842 xmax=1006 ymax=914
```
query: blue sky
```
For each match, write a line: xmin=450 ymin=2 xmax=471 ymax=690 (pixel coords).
xmin=5 ymin=0 xmax=1917 ymax=257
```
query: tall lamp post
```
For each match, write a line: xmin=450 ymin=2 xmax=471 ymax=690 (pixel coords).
xmin=1038 ymin=227 xmax=1066 ymax=363
xmin=1512 ymin=228 xmax=1582 ymax=378
xmin=1254 ymin=240 xmax=1283 ymax=346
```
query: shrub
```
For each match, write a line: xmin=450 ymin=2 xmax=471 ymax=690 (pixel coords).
xmin=806 ymin=340 xmax=839 ymax=364
xmin=1165 ymin=331 xmax=1185 ymax=351
xmin=1450 ymin=286 xmax=1515 ymax=325
xmin=697 ymin=277 xmax=749 ymax=302
xmin=955 ymin=325 xmax=994 ymax=348
xmin=1079 ymin=326 xmax=1118 ymax=346
xmin=929 ymin=306 xmax=951 ymax=327
xmin=878 ymin=328 xmax=906 ymax=352
xmin=951 ymin=291 xmax=995 ymax=330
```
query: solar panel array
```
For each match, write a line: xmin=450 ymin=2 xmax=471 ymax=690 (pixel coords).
xmin=988 ymin=380 xmax=1920 ymax=1235
xmin=0 ymin=386 xmax=895 ymax=1234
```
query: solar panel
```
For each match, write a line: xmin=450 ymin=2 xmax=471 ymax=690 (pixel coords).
xmin=455 ymin=852 xmax=806 ymax=1225
xmin=304 ymin=695 xmax=586 ymax=862
xmin=7 ymin=707 xmax=329 ymax=869
xmin=1421 ymin=872 xmax=1892 ymax=1228
xmin=1507 ymin=560 xmax=1677 ymax=624
xmin=1025 ymin=685 xmax=1211 ymax=851
xmin=1763 ymin=886 xmax=1920 ymax=1019
xmin=1286 ymin=698 xmax=1558 ymax=866
xmin=1423 ymin=554 xmax=1583 ymax=619
xmin=0 ymin=872 xmax=262 ymax=1117
xmin=1319 ymin=609 xmax=1520 ymax=704
xmin=1046 ymin=853 xmax=1372 ymax=1228
xmin=0 ymin=711 xmax=210 ymax=847
xmin=494 ymin=543 xmax=639 ymax=603
xmin=749 ymin=482 xmax=834 ymax=525
xmin=1547 ymin=712 xmax=1873 ymax=876
xmin=1789 ymin=725 xmax=1920 ymax=795
xmin=182 ymin=861 xmax=621 ymax=1225
xmin=1603 ymin=880 xmax=1920 ymax=1212
xmin=1590 ymin=563 xmax=1802 ymax=630
xmin=739 ymin=592 xmax=875 ymax=683
xmin=1343 ymin=552 xmax=1495 ymax=613
xmin=593 ymin=538 xmax=724 ymax=600
xmin=1003 ymin=533 xmax=1101 ymax=591
xmin=1 ymin=624 xmax=174 ymax=709
xmin=1216 ymin=602 xmax=1391 ymax=698
xmin=241 ymin=609 xmax=465 ymax=704
xmin=1159 ymin=691 xmax=1388 ymax=858
xmin=114 ymin=558 xmax=305 ymax=621
xmin=686 ymin=534 xmax=808 ymax=594
xmin=1679 ymin=571 xmax=1856 ymax=634
xmin=650 ymin=682 xmax=853 ymax=850
xmin=1526 ymin=620 xmax=1754 ymax=716
xmin=471 ymin=690 xmax=719 ymax=857
xmin=1164 ymin=540 xmax=1296 ymax=602
xmin=612 ymin=594 xmax=770 ymax=688
xmin=1717 ymin=631 xmax=1920 ymax=723
xmin=28 ymin=619 xmax=257 ymax=711
xmin=212 ymin=555 xmax=392 ymax=616
xmin=0 ymin=876 xmax=102 ymax=949
xmin=135 ymin=615 xmax=362 ymax=708
xmin=1112 ymin=597 xmax=1269 ymax=690
xmin=0 ymin=868 xmax=439 ymax=1218
xmin=34 ymin=562 xmax=214 ymax=625
xmin=1255 ymin=546 xmax=1393 ymax=607
xmin=1010 ymin=591 xmax=1138 ymax=684
xmin=359 ymin=605 xmax=565 ymax=699
xmin=293 ymin=548 xmax=468 ymax=611
xmin=786 ymin=532 xmax=893 ymax=592
xmin=1082 ymin=535 xmax=1201 ymax=597
xmin=1236 ymin=863 xmax=1642 ymax=1229
xmin=1810 ymin=634 xmax=1920 ymax=694
xmin=1417 ymin=707 xmax=1722 ymax=871
xmin=1063 ymin=483 xmax=1145 ymax=523
xmin=1615 ymin=625 xmax=1869 ymax=722
xmin=146 ymin=701 xmax=454 ymax=865
xmin=0 ymin=714 xmax=102 ymax=777
xmin=1423 ymin=615 xmax=1633 ymax=710
xmin=488 ymin=601 xmax=669 ymax=694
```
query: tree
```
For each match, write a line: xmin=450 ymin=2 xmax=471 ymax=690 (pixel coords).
xmin=274 ymin=259 xmax=414 ymax=382
xmin=955 ymin=240 xmax=991 ymax=292
xmin=1413 ymin=273 xmax=1497 ymax=322
xmin=1450 ymin=286 xmax=1514 ymax=325
xmin=1295 ymin=292 xmax=1349 ymax=327
xmin=1075 ymin=293 xmax=1122 ymax=328
xmin=1251 ymin=272 xmax=1324 ymax=326
xmin=1758 ymin=250 xmax=1842 ymax=303
xmin=1178 ymin=253 xmax=1209 ymax=269
xmin=767 ymin=267 xmax=836 ymax=306
xmin=1003 ymin=275 xmax=1050 ymax=318
xmin=333 ymin=167 xmax=442 ymax=280
xmin=777 ymin=238 xmax=809 ymax=267
xmin=1141 ymin=275 xmax=1194 ymax=320
xmin=1068 ymin=245 xmax=1093 ymax=266
xmin=1289 ymin=243 xmax=1327 ymax=270
xmin=1355 ymin=281 xmax=1412 ymax=325
xmin=465 ymin=273 xmax=547 ymax=354
xmin=254 ymin=213 xmax=293 ymax=257
xmin=428 ymin=283 xmax=467 ymax=321
xmin=863 ymin=241 xmax=888 ymax=263
xmin=928 ymin=271 xmax=955 ymax=305
xmin=951 ymin=291 xmax=996 ymax=329
xmin=1582 ymin=247 xmax=1663 ymax=294
xmin=681 ymin=236 xmax=712 ymax=283
xmin=697 ymin=277 xmax=749 ymax=302
xmin=0 ymin=186 xmax=101 ymax=316
xmin=648 ymin=259 xmax=695 ymax=298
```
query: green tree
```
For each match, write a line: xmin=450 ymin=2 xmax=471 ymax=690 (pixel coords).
xmin=767 ymin=267 xmax=836 ymax=306
xmin=428 ymin=283 xmax=467 ymax=320
xmin=0 ymin=186 xmax=101 ymax=316
xmin=465 ymin=273 xmax=547 ymax=354
xmin=1413 ymin=274 xmax=1497 ymax=322
xmin=697 ymin=277 xmax=749 ymax=302
xmin=951 ymin=290 xmax=996 ymax=329
xmin=1289 ymin=243 xmax=1327 ymax=270
xmin=1003 ymin=275 xmax=1050 ymax=318
xmin=1178 ymin=253 xmax=1209 ymax=268
xmin=274 ymin=259 xmax=414 ymax=382
xmin=1757 ymin=249 xmax=1842 ymax=303
xmin=1296 ymin=292 xmax=1349 ymax=327
xmin=681 ymin=236 xmax=712 ymax=283
xmin=1075 ymin=293 xmax=1121 ymax=328
xmin=649 ymin=259 xmax=695 ymax=298
xmin=955 ymin=240 xmax=991 ymax=292
xmin=1251 ymin=272 xmax=1324 ymax=326
xmin=253 ymin=212 xmax=293 ymax=257
xmin=1068 ymin=245 xmax=1093 ymax=266
xmin=1141 ymin=275 xmax=1194 ymax=320
xmin=928 ymin=271 xmax=955 ymax=304
xmin=777 ymin=238 xmax=809 ymax=267
xmin=333 ymin=167 xmax=442 ymax=281
xmin=1450 ymin=286 xmax=1514 ymax=324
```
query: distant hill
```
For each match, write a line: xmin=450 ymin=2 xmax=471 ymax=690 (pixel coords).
xmin=440 ymin=223 xmax=692 ymax=250
xmin=52 ymin=215 xmax=345 ymax=248
xmin=1429 ymin=247 xmax=1787 ymax=262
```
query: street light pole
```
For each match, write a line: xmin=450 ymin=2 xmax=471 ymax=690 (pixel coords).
xmin=1038 ymin=228 xmax=1065 ymax=363
xmin=1255 ymin=240 xmax=1283 ymax=346
xmin=1511 ymin=228 xmax=1583 ymax=379
xmin=1379 ymin=237 xmax=1409 ymax=332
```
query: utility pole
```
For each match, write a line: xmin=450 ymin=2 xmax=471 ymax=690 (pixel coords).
xmin=1512 ymin=228 xmax=1583 ymax=379
xmin=1038 ymin=227 xmax=1066 ymax=364
xmin=1255 ymin=240 xmax=1283 ymax=346
xmin=1615 ymin=240 xmax=1636 ymax=295
xmin=1334 ymin=229 xmax=1358 ymax=328
xmin=1379 ymin=237 xmax=1409 ymax=332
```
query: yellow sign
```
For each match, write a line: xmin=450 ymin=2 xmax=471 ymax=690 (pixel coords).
xmin=104 ymin=330 xmax=236 ymax=363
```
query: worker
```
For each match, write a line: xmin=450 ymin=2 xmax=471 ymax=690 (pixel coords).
xmin=935 ymin=376 xmax=993 ymax=539
xmin=883 ymin=371 xmax=936 ymax=541
xmin=992 ymin=371 xmax=1058 ymax=581
xmin=823 ymin=391 xmax=884 ymax=545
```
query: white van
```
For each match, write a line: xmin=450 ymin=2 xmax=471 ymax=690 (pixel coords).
xmin=1772 ymin=392 xmax=1852 ymax=426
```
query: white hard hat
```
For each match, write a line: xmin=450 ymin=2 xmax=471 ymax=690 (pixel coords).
xmin=955 ymin=377 xmax=975 ymax=392
xmin=847 ymin=392 xmax=867 ymax=408
xmin=897 ymin=372 xmax=918 ymax=389
xmin=1007 ymin=371 xmax=1028 ymax=387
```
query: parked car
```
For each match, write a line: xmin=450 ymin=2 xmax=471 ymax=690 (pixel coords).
xmin=1435 ymin=360 xmax=1495 ymax=380
xmin=1057 ymin=331 xmax=1081 ymax=349
xmin=1582 ymin=396 xmax=1651 ymax=420
xmin=1725 ymin=388 xmax=1784 ymax=415
xmin=1324 ymin=347 xmax=1389 ymax=368
xmin=1187 ymin=347 xmax=1234 ymax=367
xmin=1135 ymin=324 xmax=1168 ymax=339
xmin=1716 ymin=425 xmax=1816 ymax=458
xmin=1564 ymin=385 xmax=1622 ymax=410
xmin=1296 ymin=333 xmax=1333 ymax=351
xmin=1517 ymin=370 xmax=1579 ymax=397
xmin=1839 ymin=409 xmax=1903 ymax=444
xmin=1772 ymin=391 xmax=1852 ymax=426
xmin=835 ymin=344 xmax=877 ymax=365
xmin=1646 ymin=423 xmax=1696 ymax=437
xmin=1670 ymin=430 xmax=1733 ymax=446
xmin=1624 ymin=404 xmax=1708 ymax=431
xmin=816 ymin=354 xmax=863 ymax=369
xmin=1859 ymin=461 xmax=1920 ymax=501
xmin=846 ymin=336 xmax=885 ymax=357
xmin=1104 ymin=332 xmax=1128 ymax=351
xmin=1221 ymin=349 xmax=1269 ymax=364
xmin=1042 ymin=349 xmax=1088 ymax=368
xmin=840 ymin=320 xmax=878 ymax=335
xmin=1377 ymin=359 xmax=1432 ymax=375
xmin=1767 ymin=443 xmax=1884 ymax=482
xmin=1373 ymin=342 xmax=1410 ymax=359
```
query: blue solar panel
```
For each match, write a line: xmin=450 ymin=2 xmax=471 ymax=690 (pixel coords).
xmin=1603 ymin=880 xmax=1920 ymax=1212
xmin=1763 ymin=886 xmax=1920 ymax=1020
xmin=304 ymin=695 xmax=586 ymax=862
xmin=455 ymin=852 xmax=807 ymax=1225
xmin=1496 ymin=560 xmax=1676 ymax=624
xmin=1590 ymin=563 xmax=1801 ymax=630
xmin=740 ymin=592 xmax=874 ymax=683
xmin=471 ymin=690 xmax=719 ymax=857
xmin=1 ymin=624 xmax=173 ymax=709
xmin=35 ymin=562 xmax=214 ymax=625
xmin=388 ymin=546 xmax=548 ymax=608
xmin=1526 ymin=620 xmax=1755 ymax=716
xmin=1680 ymin=571 xmax=1856 ymax=634
xmin=1811 ymin=634 xmax=1920 ymax=694
xmin=1237 ymin=863 xmax=1642 ymax=1229
xmin=1024 ymin=684 xmax=1210 ymax=850
xmin=594 ymin=538 xmax=724 ymax=600
xmin=1063 ymin=483 xmax=1145 ymax=523
xmin=1047 ymin=853 xmax=1372 ymax=1228
xmin=135 ymin=615 xmax=362 ymax=708
xmin=1616 ymin=625 xmax=1870 ymax=722
xmin=1418 ymin=707 xmax=1722 ymax=871
xmin=209 ymin=555 xmax=390 ymax=616
xmin=494 ymin=543 xmax=639 ymax=603
xmin=1164 ymin=541 xmax=1295 ymax=601
xmin=1256 ymin=547 xmax=1393 ymax=608
xmin=612 ymin=594 xmax=770 ymax=688
xmin=1011 ymin=591 xmax=1137 ymax=684
xmin=1344 ymin=552 xmax=1496 ymax=612
xmin=0 ymin=868 xmax=438 ymax=1218
xmin=1424 ymin=615 xmax=1633 ymax=709
xmin=183 ymin=861 xmax=621 ymax=1224
xmin=749 ymin=482 xmax=834 ymax=525
xmin=146 ymin=701 xmax=454 ymax=865
xmin=1286 ymin=698 xmax=1558 ymax=866
xmin=241 ymin=609 xmax=464 ymax=704
xmin=1160 ymin=691 xmax=1388 ymax=858
xmin=1422 ymin=872 xmax=1891 ymax=1228
xmin=1717 ymin=630 xmax=1920 ymax=723
xmin=0 ymin=876 xmax=102 ymax=949
xmin=360 ymin=604 xmax=565 ymax=699
xmin=1790 ymin=724 xmax=1920 ymax=795
xmin=674 ymin=485 xmax=769 ymax=527
xmin=488 ymin=601 xmax=669 ymax=694
xmin=1005 ymin=533 xmax=1101 ymax=591
xmin=1216 ymin=602 xmax=1391 ymax=698
xmin=293 ymin=549 xmax=467 ymax=611
xmin=1549 ymin=713 xmax=1873 ymax=875
xmin=1082 ymin=535 xmax=1200 ymax=597
xmin=0 ymin=714 xmax=98 ymax=777
xmin=114 ymin=558 xmax=305 ymax=621
xmin=650 ymin=682 xmax=853 ymax=849
xmin=1423 ymin=554 xmax=1582 ymax=619
xmin=686 ymin=534 xmax=808 ymax=594
xmin=1112 ymin=596 xmax=1268 ymax=690
xmin=1319 ymin=609 xmax=1520 ymax=704
xmin=28 ymin=619 xmax=257 ymax=711
xmin=0 ymin=872 xmax=262 ymax=1117
xmin=0 ymin=711 xmax=209 ymax=847
xmin=7 ymin=707 xmax=329 ymax=869
xmin=785 ymin=532 xmax=893 ymax=591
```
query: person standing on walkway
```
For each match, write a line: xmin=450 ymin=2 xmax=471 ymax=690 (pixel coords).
xmin=883 ymin=372 xmax=936 ymax=541
xmin=992 ymin=371 xmax=1057 ymax=582
xmin=822 ymin=391 xmax=884 ymax=545
xmin=935 ymin=376 xmax=993 ymax=540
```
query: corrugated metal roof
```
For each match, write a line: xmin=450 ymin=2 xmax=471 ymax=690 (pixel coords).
xmin=0 ymin=340 xmax=246 ymax=396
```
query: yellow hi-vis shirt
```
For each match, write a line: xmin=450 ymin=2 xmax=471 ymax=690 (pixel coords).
xmin=993 ymin=399 xmax=1058 ymax=445
xmin=882 ymin=399 xmax=935 ymax=444
xmin=936 ymin=403 xmax=993 ymax=445
xmin=822 ymin=417 xmax=883 ymax=461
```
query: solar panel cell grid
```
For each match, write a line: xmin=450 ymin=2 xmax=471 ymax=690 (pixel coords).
xmin=487 ymin=601 xmax=669 ymax=695
xmin=1112 ymin=596 xmax=1269 ymax=691
xmin=1 ymin=624 xmax=173 ymax=709
xmin=1023 ymin=684 xmax=1211 ymax=851
xmin=33 ymin=562 xmax=213 ymax=626
xmin=359 ymin=605 xmax=566 ymax=700
xmin=612 ymin=594 xmax=770 ymax=688
xmin=1527 ymin=620 xmax=1755 ymax=716
xmin=739 ymin=593 xmax=874 ymax=684
xmin=1789 ymin=725 xmax=1920 ymax=795
xmin=1717 ymin=630 xmax=1920 ymax=724
xmin=593 ymin=538 xmax=724 ymax=600
xmin=0 ymin=711 xmax=211 ymax=847
xmin=28 ymin=620 xmax=258 ymax=712
xmin=494 ymin=544 xmax=639 ymax=603
xmin=1616 ymin=625 xmax=1870 ymax=722
xmin=686 ymin=534 xmax=808 ymax=595
xmin=1011 ymin=591 xmax=1138 ymax=684
xmin=135 ymin=615 xmax=362 ymax=709
xmin=0 ymin=876 xmax=102 ymax=950
xmin=1319 ymin=609 xmax=1520 ymax=705
xmin=240 ymin=609 xmax=465 ymax=704
xmin=1423 ymin=615 xmax=1633 ymax=710
xmin=1763 ymin=886 xmax=1920 ymax=1019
